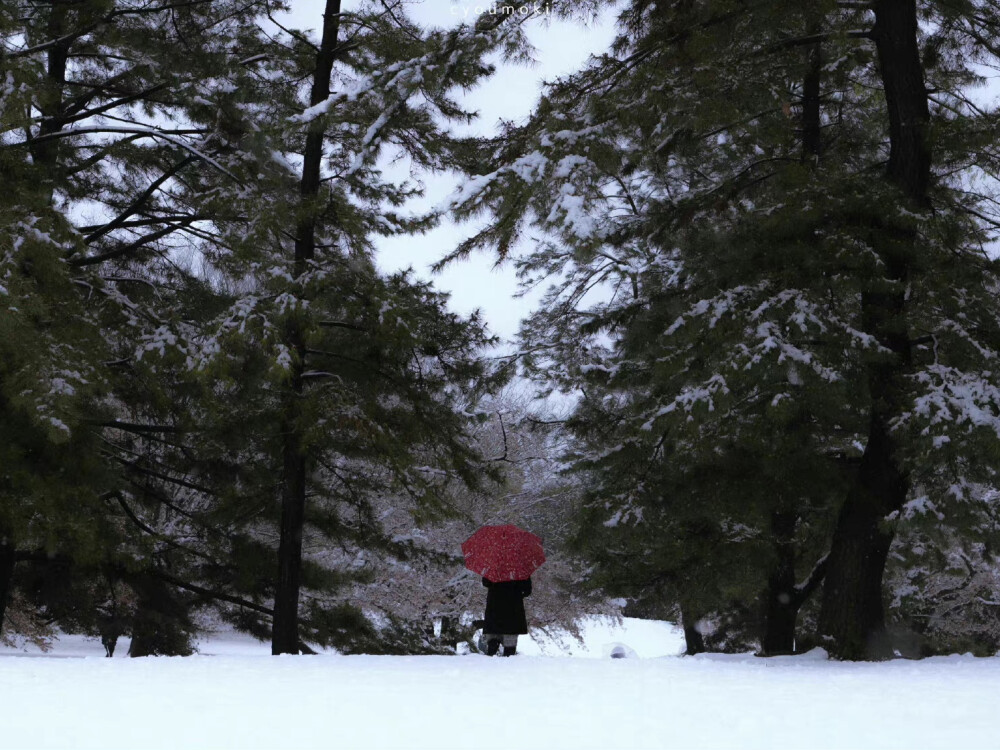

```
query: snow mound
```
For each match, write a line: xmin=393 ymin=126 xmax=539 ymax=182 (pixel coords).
xmin=604 ymin=642 xmax=637 ymax=659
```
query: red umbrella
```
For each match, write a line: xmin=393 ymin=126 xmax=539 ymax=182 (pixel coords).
xmin=462 ymin=524 xmax=545 ymax=582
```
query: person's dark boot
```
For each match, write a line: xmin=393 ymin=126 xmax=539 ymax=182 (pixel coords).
xmin=502 ymin=644 xmax=516 ymax=657
xmin=486 ymin=638 xmax=501 ymax=656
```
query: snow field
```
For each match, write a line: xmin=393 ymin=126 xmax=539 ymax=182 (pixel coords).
xmin=3 ymin=619 xmax=999 ymax=750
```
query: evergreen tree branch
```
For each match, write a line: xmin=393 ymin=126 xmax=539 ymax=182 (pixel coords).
xmin=82 ymin=156 xmax=197 ymax=245
xmin=768 ymin=30 xmax=873 ymax=52
xmin=145 ymin=570 xmax=272 ymax=616
xmin=110 ymin=492 xmax=218 ymax=563
xmin=75 ymin=215 xmax=213 ymax=233
xmin=57 ymin=83 xmax=172 ymax=127
xmin=5 ymin=21 xmax=106 ymax=60
xmin=15 ymin=127 xmax=233 ymax=181
xmin=112 ymin=457 xmax=219 ymax=497
xmin=793 ymin=554 xmax=829 ymax=608
xmin=69 ymin=223 xmax=186 ymax=268
xmin=93 ymin=420 xmax=182 ymax=434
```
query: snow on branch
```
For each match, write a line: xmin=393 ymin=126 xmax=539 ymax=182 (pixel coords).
xmin=639 ymin=374 xmax=731 ymax=431
xmin=902 ymin=365 xmax=1000 ymax=439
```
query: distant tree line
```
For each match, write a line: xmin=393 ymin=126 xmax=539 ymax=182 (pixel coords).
xmin=4 ymin=0 xmax=1000 ymax=661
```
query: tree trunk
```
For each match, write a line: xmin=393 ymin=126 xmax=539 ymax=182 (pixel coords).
xmin=440 ymin=615 xmax=459 ymax=650
xmin=757 ymin=33 xmax=825 ymax=659
xmin=818 ymin=428 xmax=900 ymax=659
xmin=101 ymin=630 xmax=119 ymax=658
xmin=271 ymin=0 xmax=342 ymax=656
xmin=127 ymin=574 xmax=193 ymax=657
xmin=680 ymin=606 xmax=705 ymax=655
xmin=760 ymin=511 xmax=798 ymax=655
xmin=819 ymin=0 xmax=929 ymax=660
xmin=871 ymin=0 xmax=932 ymax=207
xmin=98 ymin=571 xmax=124 ymax=657
xmin=0 ymin=542 xmax=15 ymax=635
xmin=272 ymin=412 xmax=307 ymax=655
xmin=29 ymin=1 xmax=70 ymax=199
xmin=800 ymin=33 xmax=822 ymax=162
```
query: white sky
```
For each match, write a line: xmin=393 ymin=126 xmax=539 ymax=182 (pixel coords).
xmin=282 ymin=1 xmax=619 ymax=341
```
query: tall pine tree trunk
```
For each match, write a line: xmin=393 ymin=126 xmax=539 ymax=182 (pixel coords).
xmin=271 ymin=0 xmax=343 ymax=656
xmin=273 ymin=401 xmax=307 ymax=654
xmin=818 ymin=0 xmax=929 ymax=660
xmin=29 ymin=1 xmax=70 ymax=200
xmin=759 ymin=36 xmax=824 ymax=658
xmin=0 ymin=541 xmax=15 ymax=635
xmin=800 ymin=33 xmax=822 ymax=163
xmin=4 ymin=2 xmax=69 ymax=642
xmin=761 ymin=511 xmax=798 ymax=655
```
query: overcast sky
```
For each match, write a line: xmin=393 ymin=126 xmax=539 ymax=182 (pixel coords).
xmin=282 ymin=1 xmax=618 ymax=342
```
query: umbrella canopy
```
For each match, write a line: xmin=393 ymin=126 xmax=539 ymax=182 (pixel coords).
xmin=462 ymin=524 xmax=545 ymax=582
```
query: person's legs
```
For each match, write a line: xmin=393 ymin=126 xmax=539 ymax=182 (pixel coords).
xmin=483 ymin=632 xmax=501 ymax=656
xmin=501 ymin=634 xmax=518 ymax=656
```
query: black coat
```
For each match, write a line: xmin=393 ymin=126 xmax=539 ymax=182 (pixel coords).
xmin=482 ymin=577 xmax=532 ymax=635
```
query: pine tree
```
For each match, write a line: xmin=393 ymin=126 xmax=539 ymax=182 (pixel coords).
xmin=1 ymin=0 xmax=551 ymax=654
xmin=122 ymin=1 xmax=549 ymax=654
xmin=0 ymin=0 xmax=291 ymax=650
xmin=449 ymin=0 xmax=1000 ymax=659
xmin=447 ymin=0 xmax=866 ymax=654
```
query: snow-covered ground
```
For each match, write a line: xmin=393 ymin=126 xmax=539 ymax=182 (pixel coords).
xmin=3 ymin=618 xmax=999 ymax=750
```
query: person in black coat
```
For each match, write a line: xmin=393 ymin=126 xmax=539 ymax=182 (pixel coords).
xmin=481 ymin=577 xmax=532 ymax=656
